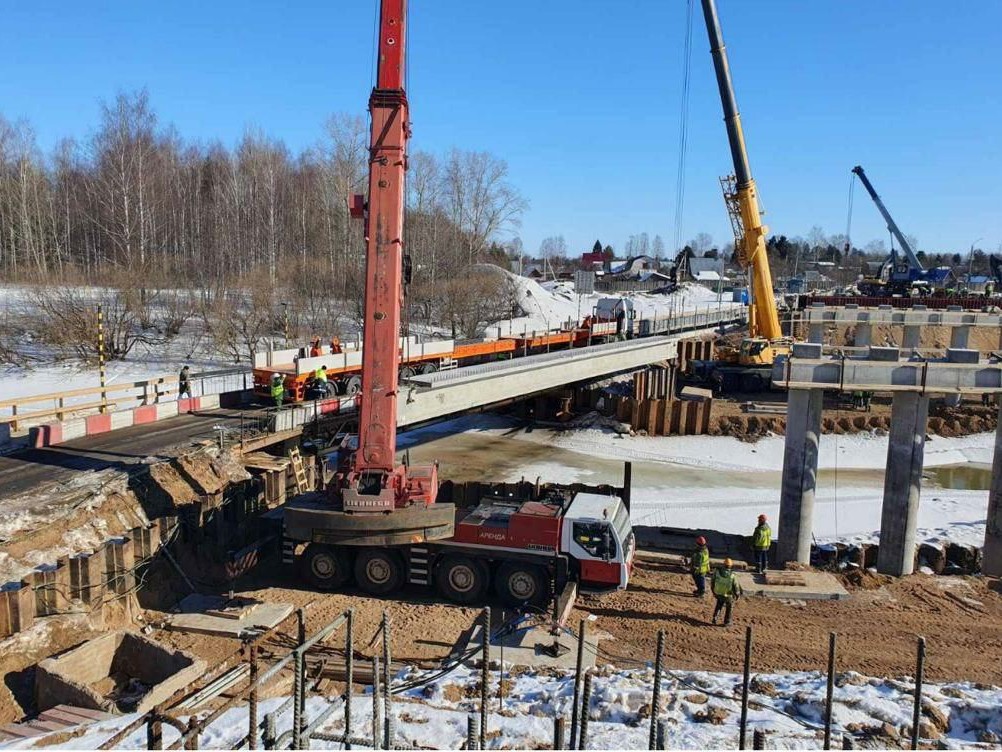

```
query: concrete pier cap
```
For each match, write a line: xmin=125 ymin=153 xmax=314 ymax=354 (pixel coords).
xmin=772 ymin=339 xmax=1002 ymax=576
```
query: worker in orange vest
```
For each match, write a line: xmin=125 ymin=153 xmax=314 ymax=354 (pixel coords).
xmin=309 ymin=338 xmax=322 ymax=358
xmin=330 ymin=337 xmax=343 ymax=354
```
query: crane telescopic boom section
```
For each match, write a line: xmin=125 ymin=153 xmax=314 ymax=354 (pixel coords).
xmin=356 ymin=0 xmax=408 ymax=475
xmin=851 ymin=165 xmax=924 ymax=272
xmin=345 ymin=0 xmax=439 ymax=514
xmin=700 ymin=0 xmax=782 ymax=342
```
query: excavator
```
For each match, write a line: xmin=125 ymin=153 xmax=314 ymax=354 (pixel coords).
xmin=686 ymin=0 xmax=791 ymax=393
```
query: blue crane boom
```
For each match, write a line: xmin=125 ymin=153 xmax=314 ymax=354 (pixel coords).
xmin=851 ymin=165 xmax=924 ymax=272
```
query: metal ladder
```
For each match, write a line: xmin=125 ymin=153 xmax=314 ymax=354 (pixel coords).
xmin=288 ymin=446 xmax=310 ymax=493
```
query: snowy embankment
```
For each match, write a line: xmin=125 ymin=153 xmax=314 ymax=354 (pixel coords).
xmin=0 ymin=287 xmax=229 ymax=403
xmin=484 ymin=270 xmax=727 ymax=337
xmin=5 ymin=664 xmax=999 ymax=750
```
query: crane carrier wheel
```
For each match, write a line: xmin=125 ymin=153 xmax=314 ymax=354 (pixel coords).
xmin=301 ymin=544 xmax=351 ymax=590
xmin=355 ymin=549 xmax=405 ymax=595
xmin=435 ymin=555 xmax=489 ymax=604
xmin=495 ymin=562 xmax=550 ymax=607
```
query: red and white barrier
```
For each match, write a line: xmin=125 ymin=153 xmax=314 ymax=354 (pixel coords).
xmin=29 ymin=390 xmax=248 ymax=449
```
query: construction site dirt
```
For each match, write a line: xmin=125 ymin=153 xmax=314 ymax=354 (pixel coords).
xmin=5 ymin=560 xmax=999 ymax=727
xmin=708 ymin=391 xmax=999 ymax=442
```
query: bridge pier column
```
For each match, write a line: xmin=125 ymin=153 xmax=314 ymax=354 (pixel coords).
xmin=854 ymin=323 xmax=872 ymax=347
xmin=777 ymin=388 xmax=823 ymax=565
xmin=877 ymin=392 xmax=930 ymax=576
xmin=950 ymin=325 xmax=971 ymax=349
xmin=902 ymin=325 xmax=921 ymax=350
xmin=983 ymin=402 xmax=1002 ymax=576
xmin=944 ymin=326 xmax=972 ymax=408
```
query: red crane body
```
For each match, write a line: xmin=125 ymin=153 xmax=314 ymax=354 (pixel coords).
xmin=345 ymin=0 xmax=438 ymax=513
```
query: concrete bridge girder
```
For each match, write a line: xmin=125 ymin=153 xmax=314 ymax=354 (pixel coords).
xmin=397 ymin=336 xmax=687 ymax=427
xmin=774 ymin=356 xmax=1002 ymax=394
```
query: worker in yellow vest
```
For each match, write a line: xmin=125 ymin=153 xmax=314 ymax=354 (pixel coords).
xmin=270 ymin=373 xmax=285 ymax=408
xmin=711 ymin=558 xmax=742 ymax=626
xmin=689 ymin=535 xmax=710 ymax=597
xmin=752 ymin=514 xmax=771 ymax=574
xmin=314 ymin=365 xmax=330 ymax=397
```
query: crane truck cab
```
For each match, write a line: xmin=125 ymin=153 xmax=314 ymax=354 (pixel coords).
xmin=561 ymin=491 xmax=635 ymax=592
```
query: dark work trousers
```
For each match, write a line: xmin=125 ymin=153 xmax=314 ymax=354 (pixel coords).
xmin=755 ymin=549 xmax=768 ymax=573
xmin=712 ymin=596 xmax=732 ymax=625
xmin=691 ymin=572 xmax=706 ymax=595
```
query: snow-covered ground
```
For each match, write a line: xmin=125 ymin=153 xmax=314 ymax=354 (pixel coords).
xmin=4 ymin=662 xmax=998 ymax=750
xmin=503 ymin=426 xmax=995 ymax=475
xmin=486 ymin=271 xmax=729 ymax=337
xmin=453 ymin=418 xmax=996 ymax=551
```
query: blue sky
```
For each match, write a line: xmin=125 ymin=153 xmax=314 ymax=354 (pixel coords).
xmin=2 ymin=1 xmax=1000 ymax=257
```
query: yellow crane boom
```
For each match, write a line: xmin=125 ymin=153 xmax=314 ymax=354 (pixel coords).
xmin=700 ymin=0 xmax=782 ymax=342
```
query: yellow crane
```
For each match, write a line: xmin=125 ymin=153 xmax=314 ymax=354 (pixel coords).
xmin=689 ymin=0 xmax=790 ymax=390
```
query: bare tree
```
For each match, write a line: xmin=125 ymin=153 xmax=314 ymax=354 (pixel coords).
xmin=690 ymin=232 xmax=713 ymax=255
xmin=443 ymin=149 xmax=527 ymax=264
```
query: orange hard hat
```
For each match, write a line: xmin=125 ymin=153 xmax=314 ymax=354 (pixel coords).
xmin=696 ymin=536 xmax=706 ymax=546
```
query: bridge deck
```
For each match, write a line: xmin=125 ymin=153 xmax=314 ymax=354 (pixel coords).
xmin=0 ymin=408 xmax=251 ymax=497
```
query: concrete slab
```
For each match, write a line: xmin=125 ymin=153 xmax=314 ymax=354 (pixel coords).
xmin=167 ymin=594 xmax=294 ymax=637
xmin=463 ymin=622 xmax=599 ymax=670
xmin=736 ymin=571 xmax=850 ymax=601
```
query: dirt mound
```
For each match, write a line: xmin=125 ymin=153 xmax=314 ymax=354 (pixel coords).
xmin=841 ymin=568 xmax=890 ymax=591
xmin=708 ymin=400 xmax=995 ymax=442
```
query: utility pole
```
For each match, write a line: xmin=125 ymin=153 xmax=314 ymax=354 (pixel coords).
xmin=97 ymin=304 xmax=107 ymax=414
xmin=969 ymin=238 xmax=983 ymax=284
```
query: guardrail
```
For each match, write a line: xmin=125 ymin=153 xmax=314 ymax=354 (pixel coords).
xmin=0 ymin=368 xmax=251 ymax=432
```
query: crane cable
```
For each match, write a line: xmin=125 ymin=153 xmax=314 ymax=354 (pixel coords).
xmin=670 ymin=0 xmax=695 ymax=324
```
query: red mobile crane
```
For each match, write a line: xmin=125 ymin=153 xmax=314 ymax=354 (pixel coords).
xmin=280 ymin=0 xmax=634 ymax=604
xmin=282 ymin=0 xmax=456 ymax=587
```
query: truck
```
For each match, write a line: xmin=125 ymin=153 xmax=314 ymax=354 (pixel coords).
xmin=283 ymin=481 xmax=635 ymax=605
xmin=279 ymin=0 xmax=635 ymax=606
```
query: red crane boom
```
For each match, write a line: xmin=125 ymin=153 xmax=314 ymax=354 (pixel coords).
xmin=345 ymin=0 xmax=438 ymax=514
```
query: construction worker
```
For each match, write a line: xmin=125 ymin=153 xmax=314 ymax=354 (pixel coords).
xmin=178 ymin=365 xmax=192 ymax=400
xmin=752 ymin=514 xmax=771 ymax=574
xmin=330 ymin=337 xmax=343 ymax=355
xmin=309 ymin=338 xmax=322 ymax=358
xmin=689 ymin=535 xmax=710 ymax=597
xmin=711 ymin=558 xmax=741 ymax=626
xmin=270 ymin=373 xmax=285 ymax=408
xmin=314 ymin=365 xmax=330 ymax=397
